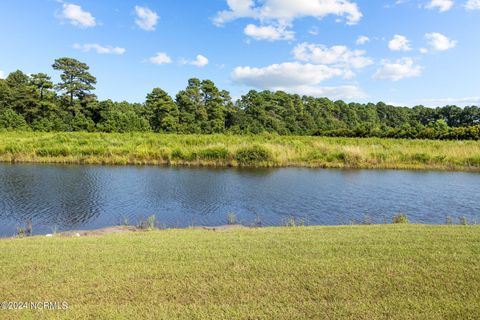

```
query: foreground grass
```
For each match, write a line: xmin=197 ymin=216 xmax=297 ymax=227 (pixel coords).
xmin=1 ymin=131 xmax=480 ymax=170
xmin=0 ymin=225 xmax=479 ymax=319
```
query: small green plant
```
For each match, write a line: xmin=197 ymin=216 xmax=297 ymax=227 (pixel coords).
xmin=227 ymin=212 xmax=237 ymax=225
xmin=147 ymin=215 xmax=157 ymax=230
xmin=392 ymin=213 xmax=409 ymax=224
xmin=235 ymin=145 xmax=273 ymax=166
xmin=198 ymin=147 xmax=229 ymax=161
xmin=119 ymin=216 xmax=129 ymax=226
xmin=253 ymin=213 xmax=262 ymax=227
xmin=139 ymin=215 xmax=157 ymax=230
xmin=16 ymin=220 xmax=33 ymax=238
xmin=50 ymin=225 xmax=59 ymax=235
xmin=446 ymin=215 xmax=454 ymax=225
xmin=284 ymin=216 xmax=306 ymax=227
xmin=459 ymin=216 xmax=468 ymax=226
xmin=16 ymin=227 xmax=26 ymax=238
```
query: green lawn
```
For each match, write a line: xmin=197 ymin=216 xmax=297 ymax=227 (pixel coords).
xmin=1 ymin=131 xmax=480 ymax=170
xmin=0 ymin=225 xmax=479 ymax=319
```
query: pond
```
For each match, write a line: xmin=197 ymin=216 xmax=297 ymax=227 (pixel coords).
xmin=0 ymin=164 xmax=479 ymax=236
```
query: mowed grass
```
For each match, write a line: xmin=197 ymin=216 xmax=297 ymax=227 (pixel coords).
xmin=1 ymin=131 xmax=480 ymax=170
xmin=0 ymin=225 xmax=479 ymax=319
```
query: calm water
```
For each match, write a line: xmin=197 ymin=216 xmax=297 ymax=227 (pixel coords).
xmin=0 ymin=164 xmax=479 ymax=236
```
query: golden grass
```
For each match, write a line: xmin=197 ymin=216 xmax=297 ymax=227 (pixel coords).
xmin=0 ymin=131 xmax=479 ymax=170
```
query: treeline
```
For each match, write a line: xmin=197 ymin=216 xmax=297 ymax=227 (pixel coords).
xmin=1 ymin=57 xmax=479 ymax=140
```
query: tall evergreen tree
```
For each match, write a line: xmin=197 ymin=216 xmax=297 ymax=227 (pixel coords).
xmin=176 ymin=78 xmax=207 ymax=133
xmin=52 ymin=58 xmax=96 ymax=105
xmin=30 ymin=73 xmax=53 ymax=100
xmin=146 ymin=88 xmax=179 ymax=132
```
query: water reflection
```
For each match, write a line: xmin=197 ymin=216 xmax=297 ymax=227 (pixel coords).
xmin=0 ymin=164 xmax=479 ymax=236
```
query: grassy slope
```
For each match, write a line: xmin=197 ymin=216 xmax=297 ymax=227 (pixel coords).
xmin=0 ymin=132 xmax=480 ymax=170
xmin=0 ymin=226 xmax=479 ymax=319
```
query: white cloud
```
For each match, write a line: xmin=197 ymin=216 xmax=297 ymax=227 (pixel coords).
xmin=288 ymin=85 xmax=367 ymax=99
xmin=373 ymin=58 xmax=422 ymax=81
xmin=73 ymin=43 xmax=126 ymax=55
xmin=356 ymin=35 xmax=370 ymax=45
xmin=59 ymin=3 xmax=96 ymax=28
xmin=292 ymin=43 xmax=373 ymax=70
xmin=232 ymin=62 xmax=345 ymax=88
xmin=426 ymin=0 xmax=454 ymax=12
xmin=388 ymin=35 xmax=412 ymax=51
xmin=465 ymin=0 xmax=480 ymax=10
xmin=232 ymin=62 xmax=366 ymax=99
xmin=425 ymin=32 xmax=457 ymax=51
xmin=214 ymin=0 xmax=363 ymax=26
xmin=417 ymin=97 xmax=480 ymax=107
xmin=149 ymin=52 xmax=172 ymax=65
xmin=190 ymin=55 xmax=209 ymax=67
xmin=244 ymin=24 xmax=295 ymax=41
xmin=0 ymin=70 xmax=4 ymax=79
xmin=134 ymin=6 xmax=159 ymax=31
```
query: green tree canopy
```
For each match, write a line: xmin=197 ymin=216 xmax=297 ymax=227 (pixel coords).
xmin=30 ymin=73 xmax=54 ymax=100
xmin=52 ymin=57 xmax=97 ymax=105
xmin=146 ymin=88 xmax=179 ymax=133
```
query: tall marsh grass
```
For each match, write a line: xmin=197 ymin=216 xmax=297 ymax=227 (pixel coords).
xmin=1 ymin=131 xmax=480 ymax=170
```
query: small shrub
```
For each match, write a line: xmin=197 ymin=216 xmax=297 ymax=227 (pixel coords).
xmin=392 ymin=213 xmax=409 ymax=224
xmin=371 ymin=152 xmax=387 ymax=163
xmin=411 ymin=153 xmax=431 ymax=164
xmin=139 ymin=215 xmax=157 ymax=230
xmin=445 ymin=215 xmax=454 ymax=225
xmin=459 ymin=216 xmax=468 ymax=226
xmin=147 ymin=215 xmax=157 ymax=230
xmin=363 ymin=214 xmax=372 ymax=225
xmin=284 ymin=216 xmax=306 ymax=227
xmin=36 ymin=147 xmax=70 ymax=157
xmin=50 ymin=225 xmax=59 ymax=235
xmin=171 ymin=149 xmax=184 ymax=160
xmin=227 ymin=212 xmax=237 ymax=225
xmin=343 ymin=147 xmax=363 ymax=166
xmin=16 ymin=220 xmax=33 ymax=237
xmin=198 ymin=147 xmax=230 ymax=161
xmin=331 ymin=151 xmax=346 ymax=162
xmin=235 ymin=145 xmax=273 ymax=165
xmin=305 ymin=150 xmax=326 ymax=161
xmin=253 ymin=213 xmax=262 ymax=227
xmin=466 ymin=156 xmax=480 ymax=167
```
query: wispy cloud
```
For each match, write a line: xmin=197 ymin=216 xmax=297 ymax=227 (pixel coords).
xmin=58 ymin=3 xmax=96 ymax=28
xmin=73 ymin=43 xmax=126 ymax=55
xmin=149 ymin=52 xmax=172 ymax=65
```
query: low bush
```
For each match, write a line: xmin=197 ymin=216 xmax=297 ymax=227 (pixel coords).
xmin=393 ymin=213 xmax=409 ymax=224
xmin=235 ymin=145 xmax=273 ymax=165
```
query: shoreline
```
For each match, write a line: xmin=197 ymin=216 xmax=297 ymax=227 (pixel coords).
xmin=5 ymin=222 xmax=478 ymax=240
xmin=3 ymin=224 xmax=253 ymax=240
xmin=2 ymin=158 xmax=480 ymax=172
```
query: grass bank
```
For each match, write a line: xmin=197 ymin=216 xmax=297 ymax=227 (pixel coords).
xmin=0 ymin=225 xmax=479 ymax=319
xmin=1 ymin=131 xmax=480 ymax=170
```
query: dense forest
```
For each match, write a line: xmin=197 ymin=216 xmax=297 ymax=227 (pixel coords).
xmin=1 ymin=57 xmax=479 ymax=140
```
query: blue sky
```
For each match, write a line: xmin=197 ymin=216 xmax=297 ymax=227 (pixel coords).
xmin=0 ymin=0 xmax=479 ymax=106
